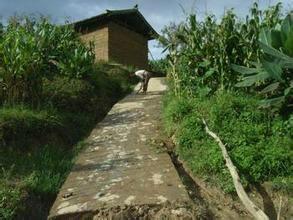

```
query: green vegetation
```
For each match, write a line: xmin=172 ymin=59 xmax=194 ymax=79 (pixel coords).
xmin=0 ymin=18 xmax=95 ymax=106
xmin=161 ymin=3 xmax=292 ymax=194
xmin=0 ymin=17 xmax=134 ymax=219
xmin=163 ymin=92 xmax=292 ymax=193
xmin=0 ymin=142 xmax=86 ymax=219
xmin=149 ymin=58 xmax=168 ymax=76
xmin=233 ymin=13 xmax=293 ymax=110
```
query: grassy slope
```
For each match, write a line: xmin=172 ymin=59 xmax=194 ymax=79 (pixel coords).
xmin=0 ymin=63 xmax=135 ymax=220
xmin=163 ymin=90 xmax=293 ymax=194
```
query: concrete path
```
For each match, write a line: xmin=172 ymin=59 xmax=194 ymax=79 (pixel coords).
xmin=48 ymin=78 xmax=193 ymax=219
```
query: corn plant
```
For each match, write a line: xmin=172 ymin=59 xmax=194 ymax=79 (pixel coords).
xmin=55 ymin=41 xmax=95 ymax=79
xmin=159 ymin=2 xmax=283 ymax=98
xmin=233 ymin=12 xmax=293 ymax=110
xmin=35 ymin=20 xmax=95 ymax=79
xmin=159 ymin=22 xmax=185 ymax=96
xmin=0 ymin=19 xmax=44 ymax=106
xmin=0 ymin=17 xmax=95 ymax=106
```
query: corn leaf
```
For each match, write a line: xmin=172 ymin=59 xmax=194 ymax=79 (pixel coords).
xmin=259 ymin=96 xmax=285 ymax=108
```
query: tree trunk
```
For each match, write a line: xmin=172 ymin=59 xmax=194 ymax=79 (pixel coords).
xmin=202 ymin=119 xmax=269 ymax=220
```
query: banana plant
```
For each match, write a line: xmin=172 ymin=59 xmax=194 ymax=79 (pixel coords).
xmin=232 ymin=12 xmax=293 ymax=109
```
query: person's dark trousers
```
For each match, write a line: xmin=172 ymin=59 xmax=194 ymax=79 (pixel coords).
xmin=143 ymin=76 xmax=151 ymax=92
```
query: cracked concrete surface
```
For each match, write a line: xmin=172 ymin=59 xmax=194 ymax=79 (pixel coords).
xmin=48 ymin=78 xmax=193 ymax=219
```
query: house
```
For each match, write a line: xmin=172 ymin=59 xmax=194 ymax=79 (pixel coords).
xmin=73 ymin=7 xmax=158 ymax=69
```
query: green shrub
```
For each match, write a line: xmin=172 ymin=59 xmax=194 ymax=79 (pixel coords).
xmin=0 ymin=19 xmax=44 ymax=105
xmin=0 ymin=106 xmax=61 ymax=148
xmin=164 ymin=91 xmax=293 ymax=193
xmin=163 ymin=94 xmax=194 ymax=129
xmin=43 ymin=77 xmax=96 ymax=113
xmin=272 ymin=176 xmax=293 ymax=193
xmin=232 ymin=137 xmax=292 ymax=182
xmin=149 ymin=58 xmax=168 ymax=76
xmin=93 ymin=61 xmax=136 ymax=94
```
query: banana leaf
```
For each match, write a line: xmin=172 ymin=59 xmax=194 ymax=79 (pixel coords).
xmin=262 ymin=60 xmax=283 ymax=82
xmin=248 ymin=61 xmax=262 ymax=68
xmin=203 ymin=68 xmax=216 ymax=78
xmin=284 ymin=87 xmax=292 ymax=96
xmin=259 ymin=29 xmax=272 ymax=46
xmin=259 ymin=96 xmax=285 ymax=108
xmin=271 ymin=30 xmax=283 ymax=50
xmin=199 ymin=59 xmax=211 ymax=67
xmin=259 ymin=41 xmax=293 ymax=61
xmin=281 ymin=13 xmax=293 ymax=45
xmin=231 ymin=64 xmax=260 ymax=75
xmin=283 ymin=30 xmax=293 ymax=57
xmin=260 ymin=82 xmax=280 ymax=94
xmin=280 ymin=59 xmax=293 ymax=69
xmin=235 ymin=71 xmax=269 ymax=87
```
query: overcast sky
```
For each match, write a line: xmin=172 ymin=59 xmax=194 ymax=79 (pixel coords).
xmin=0 ymin=0 xmax=292 ymax=59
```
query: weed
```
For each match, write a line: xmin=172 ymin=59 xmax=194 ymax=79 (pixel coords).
xmin=163 ymin=91 xmax=293 ymax=193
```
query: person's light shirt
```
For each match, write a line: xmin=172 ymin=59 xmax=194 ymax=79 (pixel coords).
xmin=135 ymin=70 xmax=151 ymax=80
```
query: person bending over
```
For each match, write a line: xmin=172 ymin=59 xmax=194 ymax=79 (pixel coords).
xmin=134 ymin=69 xmax=152 ymax=94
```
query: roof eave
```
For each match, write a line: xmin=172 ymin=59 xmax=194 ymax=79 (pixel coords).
xmin=73 ymin=8 xmax=159 ymax=40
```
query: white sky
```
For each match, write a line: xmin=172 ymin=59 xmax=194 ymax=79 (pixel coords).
xmin=0 ymin=0 xmax=292 ymax=59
